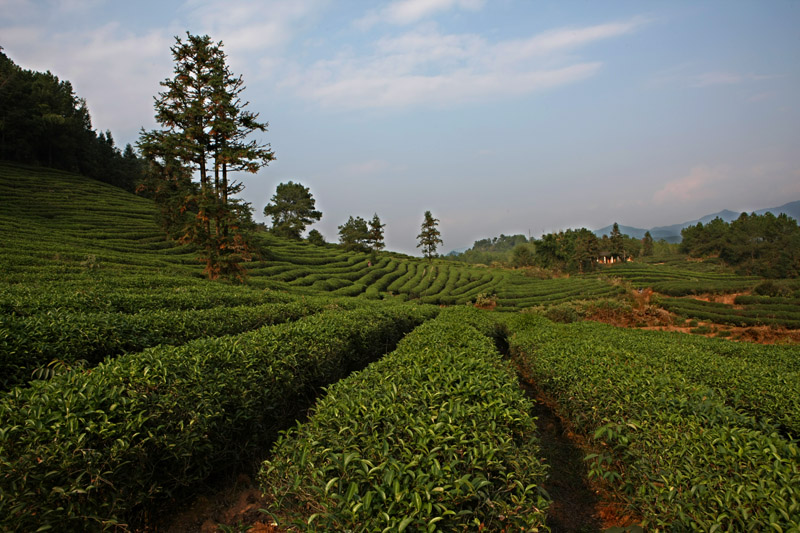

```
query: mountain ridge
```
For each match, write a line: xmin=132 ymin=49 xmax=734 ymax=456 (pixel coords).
xmin=593 ymin=200 xmax=800 ymax=243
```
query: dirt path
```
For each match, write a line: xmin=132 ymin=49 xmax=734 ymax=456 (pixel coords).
xmin=519 ymin=380 xmax=602 ymax=532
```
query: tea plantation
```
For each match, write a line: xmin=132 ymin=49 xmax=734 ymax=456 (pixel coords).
xmin=1 ymin=161 xmax=799 ymax=531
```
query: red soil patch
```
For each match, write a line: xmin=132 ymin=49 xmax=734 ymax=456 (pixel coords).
xmin=583 ymin=289 xmax=799 ymax=345
xmin=687 ymin=291 xmax=747 ymax=307
xmin=155 ymin=474 xmax=282 ymax=533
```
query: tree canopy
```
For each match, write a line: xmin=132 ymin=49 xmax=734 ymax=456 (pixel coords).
xmin=263 ymin=181 xmax=322 ymax=239
xmin=681 ymin=212 xmax=800 ymax=277
xmin=0 ymin=49 xmax=145 ymax=191
xmin=417 ymin=211 xmax=443 ymax=260
xmin=338 ymin=216 xmax=370 ymax=252
xmin=138 ymin=33 xmax=274 ymax=280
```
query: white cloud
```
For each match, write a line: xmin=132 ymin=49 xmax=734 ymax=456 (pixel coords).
xmin=654 ymin=165 xmax=728 ymax=204
xmin=0 ymin=21 xmax=174 ymax=142
xmin=689 ymin=71 xmax=743 ymax=87
xmin=284 ymin=18 xmax=644 ymax=110
xmin=357 ymin=0 xmax=485 ymax=28
xmin=491 ymin=18 xmax=648 ymax=62
xmin=182 ymin=0 xmax=323 ymax=53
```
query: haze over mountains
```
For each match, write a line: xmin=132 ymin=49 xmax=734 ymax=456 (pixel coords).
xmin=594 ymin=200 xmax=800 ymax=243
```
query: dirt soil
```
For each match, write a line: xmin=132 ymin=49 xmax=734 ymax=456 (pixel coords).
xmin=516 ymin=370 xmax=642 ymax=532
xmin=151 ymin=473 xmax=281 ymax=532
xmin=585 ymin=289 xmax=800 ymax=345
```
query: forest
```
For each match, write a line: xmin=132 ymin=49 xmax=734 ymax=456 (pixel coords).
xmin=0 ymin=49 xmax=146 ymax=192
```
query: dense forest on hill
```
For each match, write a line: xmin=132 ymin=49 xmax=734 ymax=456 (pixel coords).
xmin=0 ymin=49 xmax=145 ymax=192
xmin=449 ymin=226 xmax=672 ymax=273
xmin=680 ymin=212 xmax=800 ymax=278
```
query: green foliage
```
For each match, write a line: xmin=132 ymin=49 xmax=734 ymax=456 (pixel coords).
xmin=534 ymin=228 xmax=600 ymax=273
xmin=338 ymin=215 xmax=370 ymax=252
xmin=260 ymin=308 xmax=549 ymax=531
xmin=0 ymin=303 xmax=437 ymax=531
xmin=0 ymin=50 xmax=146 ymax=191
xmin=138 ymin=33 xmax=274 ymax=280
xmin=680 ymin=212 xmax=800 ymax=277
xmin=659 ymin=296 xmax=800 ymax=329
xmin=367 ymin=213 xmax=386 ymax=251
xmin=0 ymin=296 xmax=346 ymax=390
xmin=510 ymin=242 xmax=535 ymax=267
xmin=753 ymin=279 xmax=792 ymax=297
xmin=594 ymin=260 xmax=760 ymax=296
xmin=306 ymin=229 xmax=326 ymax=246
xmin=416 ymin=211 xmax=443 ymax=260
xmin=641 ymin=231 xmax=654 ymax=257
xmin=506 ymin=315 xmax=800 ymax=530
xmin=263 ymin=181 xmax=322 ymax=239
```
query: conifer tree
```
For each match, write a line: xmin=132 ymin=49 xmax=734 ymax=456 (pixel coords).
xmin=610 ymin=222 xmax=625 ymax=261
xmin=367 ymin=213 xmax=386 ymax=251
xmin=138 ymin=33 xmax=274 ymax=280
xmin=417 ymin=211 xmax=443 ymax=261
xmin=642 ymin=230 xmax=654 ymax=257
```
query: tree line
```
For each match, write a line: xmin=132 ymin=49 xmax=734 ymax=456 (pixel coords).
xmin=680 ymin=212 xmax=800 ymax=278
xmin=3 ymin=37 xmax=445 ymax=277
xmin=449 ymin=223 xmax=667 ymax=273
xmin=0 ymin=48 xmax=145 ymax=192
xmin=261 ymin=181 xmax=443 ymax=261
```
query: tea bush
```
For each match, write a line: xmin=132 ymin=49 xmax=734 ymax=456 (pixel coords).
xmin=0 ymin=303 xmax=438 ymax=531
xmin=261 ymin=308 xmax=549 ymax=531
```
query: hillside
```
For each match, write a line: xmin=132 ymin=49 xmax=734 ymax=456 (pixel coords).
xmin=2 ymin=161 xmax=800 ymax=532
xmin=0 ymin=161 xmax=627 ymax=310
xmin=594 ymin=200 xmax=800 ymax=242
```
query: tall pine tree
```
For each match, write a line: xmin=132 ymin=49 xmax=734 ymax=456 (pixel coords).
xmin=139 ymin=33 xmax=274 ymax=280
xmin=417 ymin=211 xmax=443 ymax=261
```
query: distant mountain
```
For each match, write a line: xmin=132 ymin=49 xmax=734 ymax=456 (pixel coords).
xmin=594 ymin=200 xmax=800 ymax=243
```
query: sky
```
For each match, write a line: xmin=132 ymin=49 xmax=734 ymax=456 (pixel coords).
xmin=2 ymin=0 xmax=799 ymax=255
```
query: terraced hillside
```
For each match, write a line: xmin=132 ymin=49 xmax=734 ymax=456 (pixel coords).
xmin=2 ymin=162 xmax=799 ymax=532
xmin=0 ymin=162 xmax=624 ymax=310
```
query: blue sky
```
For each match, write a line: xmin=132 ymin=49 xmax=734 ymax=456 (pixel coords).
xmin=2 ymin=0 xmax=799 ymax=255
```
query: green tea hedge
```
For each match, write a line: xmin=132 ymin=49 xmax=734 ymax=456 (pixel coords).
xmin=260 ymin=308 xmax=549 ymax=531
xmin=0 ymin=302 xmax=437 ymax=531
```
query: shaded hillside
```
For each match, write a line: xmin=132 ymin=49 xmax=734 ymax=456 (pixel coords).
xmin=594 ymin=200 xmax=800 ymax=242
xmin=0 ymin=161 xmax=623 ymax=310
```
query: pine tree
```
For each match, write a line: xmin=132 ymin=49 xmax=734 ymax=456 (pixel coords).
xmin=610 ymin=222 xmax=625 ymax=261
xmin=263 ymin=181 xmax=322 ymax=239
xmin=367 ymin=213 xmax=386 ymax=251
xmin=138 ymin=33 xmax=274 ymax=280
xmin=417 ymin=211 xmax=443 ymax=261
xmin=642 ymin=231 xmax=654 ymax=257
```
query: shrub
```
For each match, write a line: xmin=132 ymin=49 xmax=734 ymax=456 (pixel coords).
xmin=0 ymin=303 xmax=438 ymax=531
xmin=260 ymin=309 xmax=549 ymax=531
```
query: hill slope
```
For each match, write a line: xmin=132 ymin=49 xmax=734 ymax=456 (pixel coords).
xmin=0 ymin=161 xmax=623 ymax=310
xmin=594 ymin=200 xmax=800 ymax=242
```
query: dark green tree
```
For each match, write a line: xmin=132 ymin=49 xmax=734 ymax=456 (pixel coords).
xmin=0 ymin=48 xmax=145 ymax=191
xmin=511 ymin=243 xmax=535 ymax=267
xmin=417 ymin=211 xmax=443 ymax=261
xmin=571 ymin=229 xmax=599 ymax=273
xmin=338 ymin=216 xmax=370 ymax=252
xmin=367 ymin=213 xmax=386 ymax=251
xmin=307 ymin=229 xmax=326 ymax=246
xmin=138 ymin=33 xmax=274 ymax=280
xmin=263 ymin=181 xmax=322 ymax=239
xmin=642 ymin=231 xmax=654 ymax=257
xmin=609 ymin=222 xmax=624 ymax=260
